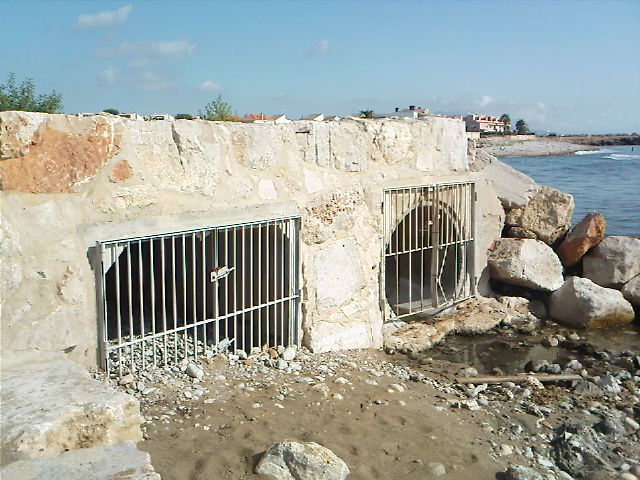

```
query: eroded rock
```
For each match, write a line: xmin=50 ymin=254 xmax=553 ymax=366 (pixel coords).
xmin=556 ymin=211 xmax=606 ymax=266
xmin=0 ymin=440 xmax=159 ymax=480
xmin=1 ymin=360 xmax=142 ymax=466
xmin=505 ymin=186 xmax=574 ymax=244
xmin=549 ymin=276 xmax=635 ymax=329
xmin=583 ymin=236 xmax=640 ymax=288
xmin=488 ymin=238 xmax=564 ymax=291
xmin=255 ymin=441 xmax=349 ymax=480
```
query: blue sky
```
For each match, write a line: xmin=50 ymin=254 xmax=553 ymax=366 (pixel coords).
xmin=2 ymin=0 xmax=639 ymax=134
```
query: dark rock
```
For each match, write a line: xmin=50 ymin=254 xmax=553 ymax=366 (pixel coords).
xmin=594 ymin=417 xmax=625 ymax=439
xmin=553 ymin=423 xmax=619 ymax=477
xmin=573 ymin=380 xmax=605 ymax=397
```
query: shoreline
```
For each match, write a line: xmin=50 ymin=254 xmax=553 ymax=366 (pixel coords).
xmin=478 ymin=138 xmax=597 ymax=157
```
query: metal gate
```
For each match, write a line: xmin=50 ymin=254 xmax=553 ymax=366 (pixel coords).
xmin=381 ymin=182 xmax=475 ymax=320
xmin=96 ymin=216 xmax=300 ymax=376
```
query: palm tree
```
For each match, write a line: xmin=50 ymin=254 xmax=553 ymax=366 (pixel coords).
xmin=359 ymin=110 xmax=374 ymax=119
xmin=500 ymin=114 xmax=511 ymax=133
xmin=515 ymin=119 xmax=529 ymax=135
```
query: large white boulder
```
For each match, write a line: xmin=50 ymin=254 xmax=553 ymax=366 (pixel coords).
xmin=504 ymin=186 xmax=574 ymax=244
xmin=1 ymin=360 xmax=142 ymax=466
xmin=549 ymin=277 xmax=635 ymax=329
xmin=583 ymin=236 xmax=640 ymax=288
xmin=488 ymin=238 xmax=564 ymax=291
xmin=621 ymin=274 xmax=640 ymax=308
xmin=255 ymin=441 xmax=350 ymax=480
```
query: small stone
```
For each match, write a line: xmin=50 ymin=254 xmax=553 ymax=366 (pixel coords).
xmin=334 ymin=377 xmax=349 ymax=384
xmin=623 ymin=417 xmax=640 ymax=432
xmin=541 ymin=336 xmax=559 ymax=347
xmin=617 ymin=474 xmax=638 ymax=480
xmin=185 ymin=363 xmax=204 ymax=380
xmin=252 ymin=403 xmax=262 ymax=409
xmin=118 ymin=373 xmax=135 ymax=386
xmin=276 ymin=359 xmax=289 ymax=370
xmin=495 ymin=444 xmax=513 ymax=456
xmin=425 ymin=462 xmax=446 ymax=476
xmin=281 ymin=345 xmax=297 ymax=361
xmin=567 ymin=332 xmax=581 ymax=341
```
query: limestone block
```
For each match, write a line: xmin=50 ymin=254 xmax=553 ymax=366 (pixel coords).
xmin=556 ymin=211 xmax=606 ymax=266
xmin=303 ymin=168 xmax=323 ymax=193
xmin=313 ymin=238 xmax=364 ymax=308
xmin=302 ymin=185 xmax=365 ymax=245
xmin=488 ymin=238 xmax=564 ymax=291
xmin=255 ymin=441 xmax=350 ymax=480
xmin=258 ymin=179 xmax=278 ymax=200
xmin=0 ymin=113 xmax=119 ymax=193
xmin=470 ymin=150 xmax=538 ymax=208
xmin=583 ymin=236 xmax=640 ymax=288
xmin=621 ymin=274 xmax=640 ymax=308
xmin=0 ymin=217 xmax=22 ymax=294
xmin=504 ymin=226 xmax=538 ymax=239
xmin=1 ymin=360 xmax=142 ymax=466
xmin=549 ymin=277 xmax=635 ymax=329
xmin=0 ymin=441 xmax=160 ymax=479
xmin=0 ymin=111 xmax=48 ymax=159
xmin=505 ymin=186 xmax=574 ymax=244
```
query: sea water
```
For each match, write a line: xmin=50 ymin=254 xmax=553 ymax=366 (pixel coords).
xmin=501 ymin=145 xmax=640 ymax=237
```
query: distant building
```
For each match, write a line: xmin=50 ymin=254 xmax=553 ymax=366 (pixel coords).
xmin=301 ymin=114 xmax=324 ymax=121
xmin=463 ymin=114 xmax=507 ymax=133
xmin=271 ymin=114 xmax=290 ymax=124
xmin=118 ymin=113 xmax=145 ymax=121
xmin=324 ymin=116 xmax=341 ymax=122
xmin=150 ymin=114 xmax=175 ymax=121
xmin=76 ymin=112 xmax=95 ymax=118
xmin=376 ymin=105 xmax=431 ymax=119
xmin=241 ymin=113 xmax=274 ymax=123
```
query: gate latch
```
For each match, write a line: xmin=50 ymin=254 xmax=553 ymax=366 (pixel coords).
xmin=210 ymin=265 xmax=234 ymax=282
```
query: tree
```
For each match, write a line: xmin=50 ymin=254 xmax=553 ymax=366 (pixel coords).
xmin=359 ymin=110 xmax=374 ymax=118
xmin=102 ymin=108 xmax=120 ymax=115
xmin=0 ymin=73 xmax=63 ymax=113
xmin=200 ymin=95 xmax=234 ymax=121
xmin=515 ymin=119 xmax=529 ymax=135
xmin=500 ymin=113 xmax=511 ymax=133
xmin=175 ymin=113 xmax=194 ymax=120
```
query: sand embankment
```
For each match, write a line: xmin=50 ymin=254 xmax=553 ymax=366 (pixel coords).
xmin=478 ymin=137 xmax=596 ymax=157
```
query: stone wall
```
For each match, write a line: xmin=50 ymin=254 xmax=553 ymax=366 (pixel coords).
xmin=0 ymin=111 xmax=501 ymax=368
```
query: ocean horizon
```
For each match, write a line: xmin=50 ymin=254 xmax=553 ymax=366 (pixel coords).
xmin=501 ymin=145 xmax=640 ymax=237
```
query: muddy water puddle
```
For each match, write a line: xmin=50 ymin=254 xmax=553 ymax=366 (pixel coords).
xmin=428 ymin=323 xmax=640 ymax=375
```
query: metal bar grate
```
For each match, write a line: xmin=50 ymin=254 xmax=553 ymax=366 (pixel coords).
xmin=381 ymin=182 xmax=475 ymax=320
xmin=96 ymin=217 xmax=301 ymax=376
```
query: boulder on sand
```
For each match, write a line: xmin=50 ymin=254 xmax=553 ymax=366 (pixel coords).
xmin=583 ymin=236 xmax=640 ymax=288
xmin=255 ymin=441 xmax=349 ymax=480
xmin=504 ymin=186 xmax=574 ymax=244
xmin=488 ymin=238 xmax=564 ymax=291
xmin=549 ymin=276 xmax=635 ymax=329
xmin=556 ymin=211 xmax=606 ymax=266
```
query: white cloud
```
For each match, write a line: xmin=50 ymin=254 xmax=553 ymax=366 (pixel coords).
xmin=131 ymin=71 xmax=176 ymax=91
xmin=308 ymin=39 xmax=329 ymax=57
xmin=98 ymin=40 xmax=196 ymax=62
xmin=97 ymin=66 xmax=117 ymax=86
xmin=475 ymin=95 xmax=493 ymax=107
xmin=198 ymin=80 xmax=223 ymax=92
xmin=272 ymin=92 xmax=284 ymax=100
xmin=75 ymin=5 xmax=133 ymax=29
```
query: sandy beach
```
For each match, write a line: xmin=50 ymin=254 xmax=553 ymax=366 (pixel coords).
xmin=478 ymin=137 xmax=597 ymax=157
xmin=127 ymin=306 xmax=640 ymax=480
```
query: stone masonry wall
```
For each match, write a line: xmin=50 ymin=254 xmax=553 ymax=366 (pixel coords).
xmin=0 ymin=111 xmax=500 ymax=368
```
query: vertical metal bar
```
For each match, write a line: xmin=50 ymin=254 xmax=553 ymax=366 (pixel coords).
xmin=179 ymin=233 xmax=186 ymax=365
xmin=171 ymin=236 xmax=177 ymax=366
xmin=231 ymin=227 xmax=237 ymax=349
xmin=137 ymin=240 xmax=144 ymax=372
xmin=431 ymin=186 xmax=440 ymax=308
xmin=113 ymin=243 xmax=122 ymax=375
xmin=96 ymin=243 xmax=109 ymax=375
xmin=249 ymin=225 xmax=254 ymax=348
xmin=160 ymin=238 xmax=166 ymax=367
xmin=265 ymin=222 xmax=270 ymax=346
xmin=190 ymin=233 xmax=197 ymax=359
xmin=149 ymin=239 xmax=157 ymax=368
xmin=257 ymin=223 xmax=263 ymax=347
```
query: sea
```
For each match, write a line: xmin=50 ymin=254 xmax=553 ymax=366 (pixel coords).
xmin=500 ymin=145 xmax=640 ymax=237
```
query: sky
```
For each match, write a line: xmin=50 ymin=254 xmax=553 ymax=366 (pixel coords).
xmin=2 ymin=0 xmax=639 ymax=134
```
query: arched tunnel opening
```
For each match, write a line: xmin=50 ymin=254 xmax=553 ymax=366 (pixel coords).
xmin=383 ymin=183 xmax=475 ymax=320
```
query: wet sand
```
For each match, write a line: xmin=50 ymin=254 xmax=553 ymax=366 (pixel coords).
xmin=478 ymin=137 xmax=596 ymax=157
